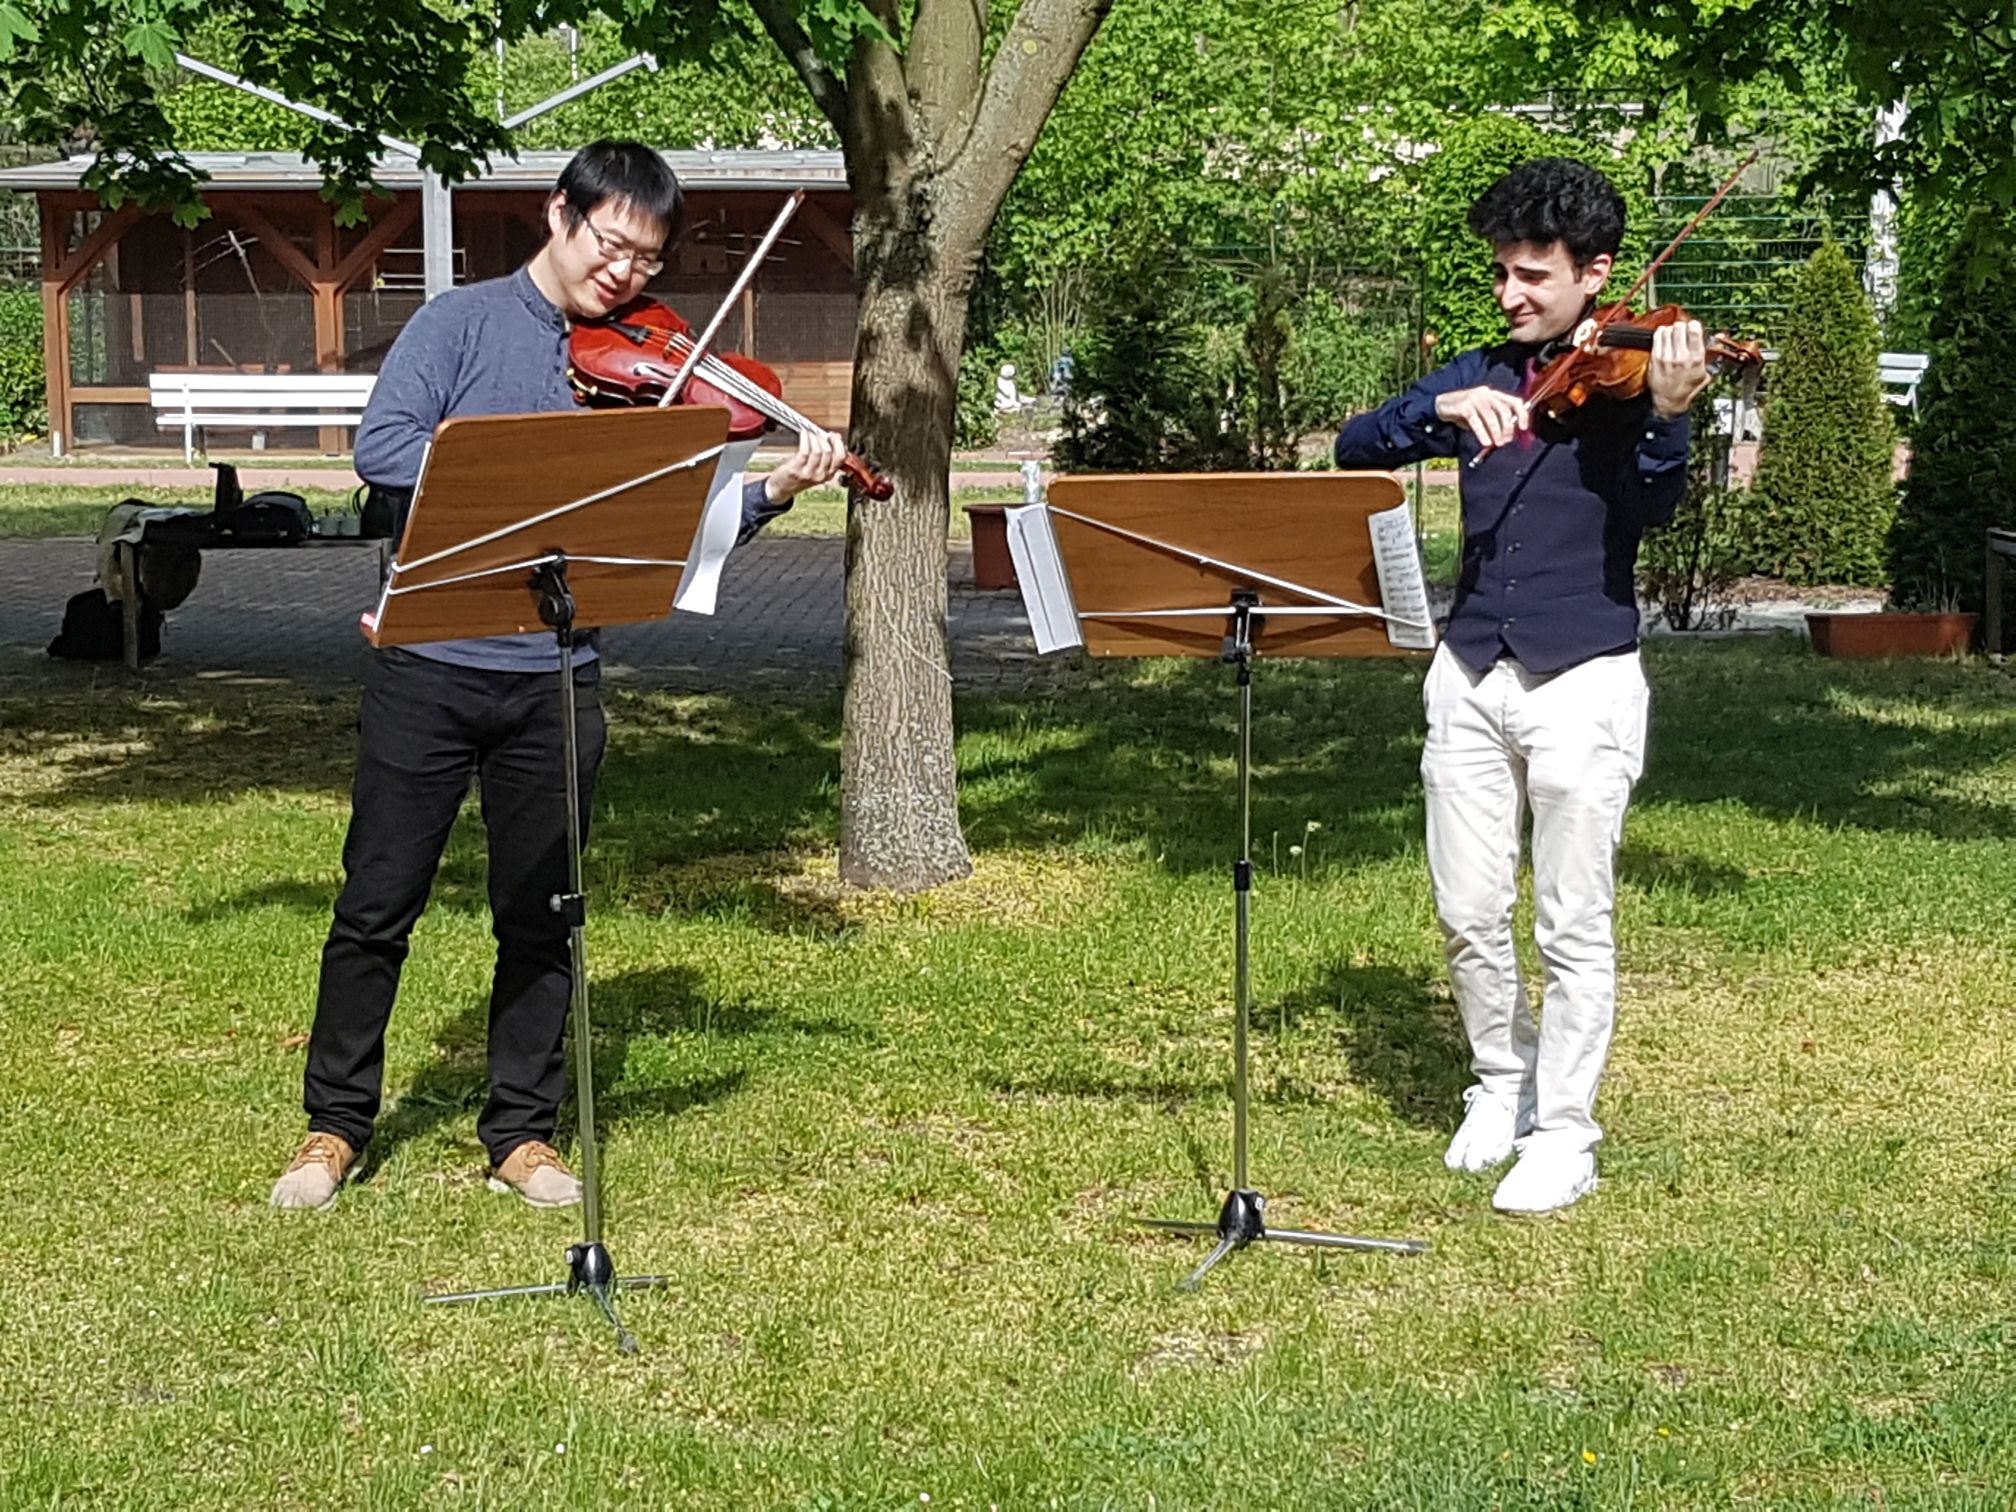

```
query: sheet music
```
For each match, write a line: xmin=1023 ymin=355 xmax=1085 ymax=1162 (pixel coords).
xmin=672 ymin=437 xmax=763 ymax=615
xmin=1368 ymin=501 xmax=1438 ymax=651
xmin=1005 ymin=504 xmax=1085 ymax=653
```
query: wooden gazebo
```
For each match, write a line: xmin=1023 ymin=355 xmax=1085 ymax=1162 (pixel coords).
xmin=0 ymin=149 xmax=860 ymax=456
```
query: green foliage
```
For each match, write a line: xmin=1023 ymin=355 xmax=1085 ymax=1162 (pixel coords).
xmin=1052 ymin=248 xmax=1246 ymax=474
xmin=0 ymin=0 xmax=871 ymax=220
xmin=1887 ymin=219 xmax=2016 ymax=619
xmin=1639 ymin=396 xmax=1749 ymax=630
xmin=1581 ymin=0 xmax=2016 ymax=279
xmin=0 ymin=284 xmax=45 ymax=444
xmin=1885 ymin=184 xmax=1958 ymax=355
xmin=953 ymin=343 xmax=1000 ymax=451
xmin=1744 ymin=241 xmax=1896 ymax=585
xmin=1281 ymin=286 xmax=1422 ymax=432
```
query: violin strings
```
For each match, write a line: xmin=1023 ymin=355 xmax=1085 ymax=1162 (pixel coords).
xmin=658 ymin=332 xmax=819 ymax=436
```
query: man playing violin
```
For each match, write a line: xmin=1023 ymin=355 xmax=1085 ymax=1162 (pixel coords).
xmin=1334 ymin=157 xmax=1712 ymax=1214
xmin=273 ymin=139 xmax=848 ymax=1211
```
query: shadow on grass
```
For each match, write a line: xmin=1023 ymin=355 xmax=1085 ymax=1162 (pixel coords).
xmin=955 ymin=655 xmax=1430 ymax=875
xmin=1619 ymin=842 xmax=1750 ymax=897
xmin=11 ymin=640 xmax=2016 ymax=890
xmin=351 ymin=962 xmax=868 ymax=1180
xmin=1272 ymin=961 xmax=1469 ymax=1131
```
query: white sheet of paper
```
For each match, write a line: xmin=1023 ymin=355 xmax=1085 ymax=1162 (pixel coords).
xmin=1368 ymin=500 xmax=1438 ymax=650
xmin=1006 ymin=504 xmax=1085 ymax=653
xmin=672 ymin=437 xmax=763 ymax=616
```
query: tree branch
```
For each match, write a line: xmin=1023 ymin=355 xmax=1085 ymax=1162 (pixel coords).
xmin=746 ymin=0 xmax=852 ymax=139
xmin=845 ymin=0 xmax=921 ymax=209
xmin=909 ymin=0 xmax=987 ymax=161
xmin=941 ymin=0 xmax=1114 ymax=248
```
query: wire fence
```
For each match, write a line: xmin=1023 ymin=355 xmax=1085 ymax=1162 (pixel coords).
xmin=1649 ymin=193 xmax=1848 ymax=343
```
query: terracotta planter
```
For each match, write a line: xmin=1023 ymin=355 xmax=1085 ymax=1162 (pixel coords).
xmin=963 ymin=503 xmax=1018 ymax=590
xmin=1805 ymin=610 xmax=1977 ymax=658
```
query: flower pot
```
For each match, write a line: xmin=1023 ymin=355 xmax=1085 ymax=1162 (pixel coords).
xmin=963 ymin=503 xmax=1018 ymax=590
xmin=1805 ymin=610 xmax=1977 ymax=658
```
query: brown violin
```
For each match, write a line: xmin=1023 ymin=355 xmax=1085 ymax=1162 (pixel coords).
xmin=1529 ymin=302 xmax=1765 ymax=422
xmin=568 ymin=294 xmax=894 ymax=501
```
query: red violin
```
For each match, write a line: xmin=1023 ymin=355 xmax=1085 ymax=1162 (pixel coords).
xmin=1529 ymin=302 xmax=1765 ymax=423
xmin=567 ymin=295 xmax=894 ymax=500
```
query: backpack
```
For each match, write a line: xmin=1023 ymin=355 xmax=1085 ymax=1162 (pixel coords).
xmin=211 ymin=460 xmax=311 ymax=546
xmin=49 ymin=589 xmax=161 ymax=662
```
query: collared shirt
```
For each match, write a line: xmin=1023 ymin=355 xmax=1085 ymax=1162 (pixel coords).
xmin=1333 ymin=341 xmax=1689 ymax=676
xmin=354 ymin=266 xmax=790 ymax=672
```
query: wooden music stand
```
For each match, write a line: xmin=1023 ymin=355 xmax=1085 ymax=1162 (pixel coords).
xmin=374 ymin=404 xmax=735 ymax=1352
xmin=1039 ymin=471 xmax=1435 ymax=1288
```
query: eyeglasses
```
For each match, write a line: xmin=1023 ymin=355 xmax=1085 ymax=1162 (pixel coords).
xmin=581 ymin=218 xmax=666 ymax=278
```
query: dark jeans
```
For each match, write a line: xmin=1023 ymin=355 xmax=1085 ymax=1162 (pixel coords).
xmin=304 ymin=647 xmax=606 ymax=1165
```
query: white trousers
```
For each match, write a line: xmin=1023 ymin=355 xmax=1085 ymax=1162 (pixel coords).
xmin=1420 ymin=644 xmax=1649 ymax=1150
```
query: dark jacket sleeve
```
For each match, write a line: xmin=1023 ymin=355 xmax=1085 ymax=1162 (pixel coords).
xmin=736 ymin=476 xmax=792 ymax=546
xmin=1333 ymin=350 xmax=1490 ymax=469
xmin=1620 ymin=407 xmax=1691 ymax=528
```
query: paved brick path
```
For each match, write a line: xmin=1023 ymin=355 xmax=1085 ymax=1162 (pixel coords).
xmin=0 ymin=464 xmax=1043 ymax=495
xmin=0 ymin=534 xmax=1058 ymax=694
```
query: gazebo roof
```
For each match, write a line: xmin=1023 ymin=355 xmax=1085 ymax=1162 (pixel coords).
xmin=0 ymin=148 xmax=849 ymax=193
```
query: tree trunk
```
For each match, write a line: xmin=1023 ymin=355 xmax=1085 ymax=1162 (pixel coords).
xmin=838 ymin=184 xmax=977 ymax=890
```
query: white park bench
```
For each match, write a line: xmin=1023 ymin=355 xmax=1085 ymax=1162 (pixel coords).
xmin=1877 ymin=352 xmax=1930 ymax=414
xmin=1714 ymin=349 xmax=1930 ymax=441
xmin=148 ymin=372 xmax=377 ymax=463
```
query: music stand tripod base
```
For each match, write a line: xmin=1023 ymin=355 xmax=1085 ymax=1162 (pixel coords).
xmin=415 ymin=558 xmax=674 ymax=1352
xmin=1141 ymin=1191 xmax=1429 ymax=1292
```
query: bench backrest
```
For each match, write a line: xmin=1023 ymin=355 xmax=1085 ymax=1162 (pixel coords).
xmin=1877 ymin=352 xmax=1929 ymax=407
xmin=148 ymin=373 xmax=377 ymax=412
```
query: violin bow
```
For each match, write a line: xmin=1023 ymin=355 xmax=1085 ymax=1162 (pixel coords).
xmin=655 ymin=188 xmax=807 ymax=410
xmin=1521 ymin=146 xmax=1762 ymax=416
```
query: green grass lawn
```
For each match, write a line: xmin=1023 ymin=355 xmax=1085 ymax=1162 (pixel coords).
xmin=1 ymin=640 xmax=2011 ymax=1505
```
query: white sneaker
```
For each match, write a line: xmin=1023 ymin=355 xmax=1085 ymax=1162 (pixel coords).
xmin=1491 ymin=1135 xmax=1598 ymax=1214
xmin=1444 ymin=1085 xmax=1524 ymax=1172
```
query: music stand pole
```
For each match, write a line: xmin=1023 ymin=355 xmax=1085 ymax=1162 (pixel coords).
xmin=1138 ymin=591 xmax=1429 ymax=1288
xmin=421 ymin=558 xmax=667 ymax=1352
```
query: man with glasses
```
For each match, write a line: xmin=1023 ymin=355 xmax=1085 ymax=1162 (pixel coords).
xmin=273 ymin=140 xmax=848 ymax=1212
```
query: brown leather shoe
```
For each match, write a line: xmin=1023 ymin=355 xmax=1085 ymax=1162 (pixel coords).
xmin=270 ymin=1132 xmax=357 ymax=1211
xmin=488 ymin=1140 xmax=583 ymax=1208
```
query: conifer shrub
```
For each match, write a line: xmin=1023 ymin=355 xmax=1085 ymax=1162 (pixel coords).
xmin=1886 ymin=219 xmax=2016 ymax=625
xmin=1743 ymin=242 xmax=1896 ymax=584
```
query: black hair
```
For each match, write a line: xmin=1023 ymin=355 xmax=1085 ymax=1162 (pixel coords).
xmin=1467 ymin=158 xmax=1625 ymax=269
xmin=552 ymin=139 xmax=685 ymax=246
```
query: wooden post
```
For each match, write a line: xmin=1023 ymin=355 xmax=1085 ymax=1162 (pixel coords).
xmin=313 ymin=201 xmax=344 ymax=452
xmin=37 ymin=195 xmax=68 ymax=456
xmin=183 ymin=228 xmax=197 ymax=368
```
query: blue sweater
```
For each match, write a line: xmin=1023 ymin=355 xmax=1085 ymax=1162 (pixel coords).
xmin=1334 ymin=342 xmax=1690 ymax=676
xmin=355 ymin=267 xmax=790 ymax=672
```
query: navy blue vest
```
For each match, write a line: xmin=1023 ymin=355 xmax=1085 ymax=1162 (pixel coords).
xmin=1334 ymin=342 xmax=1690 ymax=676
